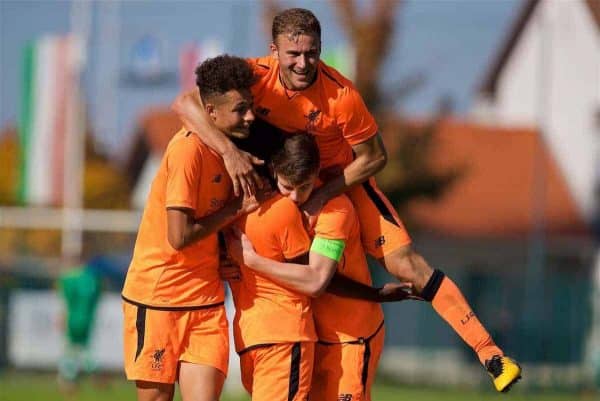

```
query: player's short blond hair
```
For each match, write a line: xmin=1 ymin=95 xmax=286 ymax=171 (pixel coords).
xmin=272 ymin=8 xmax=321 ymax=43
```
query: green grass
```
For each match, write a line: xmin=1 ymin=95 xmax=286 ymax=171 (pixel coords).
xmin=0 ymin=372 xmax=595 ymax=401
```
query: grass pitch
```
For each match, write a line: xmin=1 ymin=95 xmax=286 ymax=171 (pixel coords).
xmin=0 ymin=372 xmax=595 ymax=401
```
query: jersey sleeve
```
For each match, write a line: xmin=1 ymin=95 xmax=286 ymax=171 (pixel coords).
xmin=337 ymin=86 xmax=378 ymax=146
xmin=246 ymin=57 xmax=259 ymax=70
xmin=246 ymin=56 xmax=272 ymax=80
xmin=313 ymin=197 xmax=355 ymax=241
xmin=165 ymin=138 xmax=202 ymax=210
xmin=271 ymin=199 xmax=311 ymax=260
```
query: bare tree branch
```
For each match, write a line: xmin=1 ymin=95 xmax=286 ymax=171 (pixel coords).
xmin=332 ymin=0 xmax=402 ymax=109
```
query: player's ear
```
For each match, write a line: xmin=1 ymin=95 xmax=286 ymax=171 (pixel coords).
xmin=205 ymin=103 xmax=217 ymax=119
xmin=270 ymin=42 xmax=278 ymax=59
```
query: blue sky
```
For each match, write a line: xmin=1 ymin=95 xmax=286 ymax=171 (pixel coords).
xmin=0 ymin=0 xmax=519 ymax=156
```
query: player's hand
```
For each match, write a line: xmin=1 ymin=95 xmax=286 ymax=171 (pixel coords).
xmin=378 ymin=282 xmax=424 ymax=303
xmin=226 ymin=228 xmax=257 ymax=266
xmin=223 ymin=147 xmax=264 ymax=197
xmin=172 ymin=91 xmax=263 ymax=197
xmin=236 ymin=184 xmax=276 ymax=216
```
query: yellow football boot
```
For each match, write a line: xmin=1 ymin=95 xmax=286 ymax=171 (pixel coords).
xmin=485 ymin=355 xmax=522 ymax=392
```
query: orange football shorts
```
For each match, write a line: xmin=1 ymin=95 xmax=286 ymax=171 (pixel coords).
xmin=239 ymin=342 xmax=314 ymax=401
xmin=122 ymin=300 xmax=229 ymax=383
xmin=310 ymin=323 xmax=385 ymax=401
xmin=347 ymin=177 xmax=411 ymax=259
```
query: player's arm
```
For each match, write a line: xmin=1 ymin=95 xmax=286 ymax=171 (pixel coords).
xmin=230 ymin=232 xmax=340 ymax=297
xmin=327 ymin=274 xmax=419 ymax=303
xmin=302 ymin=86 xmax=387 ymax=215
xmin=236 ymin=235 xmax=412 ymax=301
xmin=305 ymin=134 xmax=387 ymax=212
xmin=172 ymin=90 xmax=263 ymax=197
xmin=244 ymin=240 xmax=339 ymax=298
xmin=167 ymin=192 xmax=263 ymax=250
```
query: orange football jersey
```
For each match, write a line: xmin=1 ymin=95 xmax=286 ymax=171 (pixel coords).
xmin=122 ymin=128 xmax=230 ymax=308
xmin=230 ymin=195 xmax=317 ymax=352
xmin=248 ymin=56 xmax=378 ymax=173
xmin=310 ymin=194 xmax=384 ymax=342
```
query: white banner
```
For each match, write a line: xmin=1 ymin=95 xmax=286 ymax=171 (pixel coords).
xmin=7 ymin=289 xmax=243 ymax=392
xmin=8 ymin=290 xmax=123 ymax=369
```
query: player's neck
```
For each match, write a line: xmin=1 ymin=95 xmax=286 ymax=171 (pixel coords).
xmin=278 ymin=71 xmax=318 ymax=94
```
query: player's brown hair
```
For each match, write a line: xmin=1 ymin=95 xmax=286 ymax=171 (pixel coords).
xmin=271 ymin=133 xmax=320 ymax=185
xmin=272 ymin=8 xmax=321 ymax=43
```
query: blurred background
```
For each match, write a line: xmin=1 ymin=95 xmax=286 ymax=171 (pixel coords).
xmin=1 ymin=0 xmax=599 ymax=400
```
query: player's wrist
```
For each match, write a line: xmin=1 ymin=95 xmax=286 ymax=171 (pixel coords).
xmin=221 ymin=141 xmax=240 ymax=158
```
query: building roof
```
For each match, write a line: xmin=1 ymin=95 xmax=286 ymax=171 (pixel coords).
xmin=403 ymin=118 xmax=587 ymax=237
xmin=479 ymin=0 xmax=600 ymax=96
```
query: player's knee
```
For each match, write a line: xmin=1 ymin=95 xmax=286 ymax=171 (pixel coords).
xmin=135 ymin=380 xmax=174 ymax=401
xmin=381 ymin=246 xmax=432 ymax=290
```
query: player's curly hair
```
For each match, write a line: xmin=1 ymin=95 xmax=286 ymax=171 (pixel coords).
xmin=195 ymin=54 xmax=255 ymax=102
xmin=271 ymin=132 xmax=320 ymax=186
xmin=272 ymin=8 xmax=321 ymax=43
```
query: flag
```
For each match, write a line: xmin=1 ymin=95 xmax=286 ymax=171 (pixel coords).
xmin=18 ymin=35 xmax=84 ymax=206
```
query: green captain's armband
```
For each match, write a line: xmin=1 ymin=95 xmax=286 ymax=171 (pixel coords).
xmin=310 ymin=237 xmax=346 ymax=262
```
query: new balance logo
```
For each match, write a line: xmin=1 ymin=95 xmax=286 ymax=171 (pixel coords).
xmin=375 ymin=235 xmax=386 ymax=248
xmin=256 ymin=106 xmax=270 ymax=116
xmin=338 ymin=394 xmax=353 ymax=401
xmin=212 ymin=174 xmax=222 ymax=183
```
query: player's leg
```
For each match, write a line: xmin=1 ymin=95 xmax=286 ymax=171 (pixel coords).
xmin=178 ymin=363 xmax=225 ymax=401
xmin=383 ymin=245 xmax=501 ymax=356
xmin=347 ymin=178 xmax=521 ymax=391
xmin=178 ymin=306 xmax=229 ymax=401
xmin=136 ymin=380 xmax=175 ymax=401
xmin=246 ymin=342 xmax=314 ymax=401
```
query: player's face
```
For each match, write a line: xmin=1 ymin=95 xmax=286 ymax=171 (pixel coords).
xmin=275 ymin=173 xmax=317 ymax=205
xmin=271 ymin=33 xmax=320 ymax=91
xmin=209 ymin=89 xmax=254 ymax=139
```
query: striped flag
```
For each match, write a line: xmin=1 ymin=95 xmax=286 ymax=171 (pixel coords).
xmin=179 ymin=39 xmax=223 ymax=91
xmin=18 ymin=35 xmax=84 ymax=206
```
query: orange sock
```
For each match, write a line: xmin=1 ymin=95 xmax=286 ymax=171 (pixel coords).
xmin=429 ymin=274 xmax=503 ymax=364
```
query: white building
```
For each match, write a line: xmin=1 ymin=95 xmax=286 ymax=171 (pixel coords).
xmin=472 ymin=0 xmax=600 ymax=221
